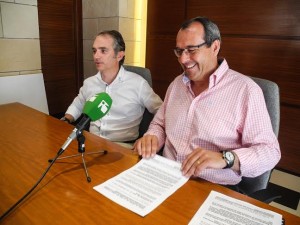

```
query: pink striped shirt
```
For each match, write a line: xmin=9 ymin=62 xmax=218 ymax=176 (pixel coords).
xmin=147 ymin=59 xmax=280 ymax=185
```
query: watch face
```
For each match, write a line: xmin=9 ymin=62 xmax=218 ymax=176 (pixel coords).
xmin=223 ymin=151 xmax=234 ymax=169
xmin=225 ymin=152 xmax=234 ymax=161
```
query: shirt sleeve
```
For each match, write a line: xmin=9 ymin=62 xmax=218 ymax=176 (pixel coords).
xmin=65 ymin=85 xmax=87 ymax=121
xmin=234 ymin=84 xmax=281 ymax=177
xmin=144 ymin=81 xmax=176 ymax=149
xmin=139 ymin=80 xmax=163 ymax=114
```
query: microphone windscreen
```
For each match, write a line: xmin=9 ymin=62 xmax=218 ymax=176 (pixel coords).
xmin=83 ymin=92 xmax=112 ymax=121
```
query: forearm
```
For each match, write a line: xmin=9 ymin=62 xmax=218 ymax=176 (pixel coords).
xmin=233 ymin=143 xmax=280 ymax=177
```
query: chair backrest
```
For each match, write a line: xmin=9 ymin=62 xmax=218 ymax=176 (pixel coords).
xmin=123 ymin=65 xmax=152 ymax=87
xmin=123 ymin=65 xmax=154 ymax=138
xmin=237 ymin=76 xmax=280 ymax=194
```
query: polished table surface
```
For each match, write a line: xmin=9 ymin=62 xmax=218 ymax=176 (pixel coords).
xmin=0 ymin=103 xmax=299 ymax=224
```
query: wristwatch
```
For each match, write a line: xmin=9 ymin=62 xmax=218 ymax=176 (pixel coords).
xmin=222 ymin=151 xmax=235 ymax=169
xmin=60 ymin=116 xmax=71 ymax=124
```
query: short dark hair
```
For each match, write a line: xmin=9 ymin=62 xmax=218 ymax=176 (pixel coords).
xmin=97 ymin=30 xmax=126 ymax=65
xmin=180 ymin=16 xmax=221 ymax=47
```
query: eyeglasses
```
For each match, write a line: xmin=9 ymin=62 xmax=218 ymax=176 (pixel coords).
xmin=173 ymin=42 xmax=207 ymax=57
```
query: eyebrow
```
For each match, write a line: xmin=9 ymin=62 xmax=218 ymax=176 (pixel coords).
xmin=92 ymin=47 xmax=109 ymax=50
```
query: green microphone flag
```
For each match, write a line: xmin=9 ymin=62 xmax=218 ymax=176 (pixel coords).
xmin=83 ymin=92 xmax=113 ymax=121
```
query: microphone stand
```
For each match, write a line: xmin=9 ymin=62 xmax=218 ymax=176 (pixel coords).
xmin=49 ymin=130 xmax=107 ymax=182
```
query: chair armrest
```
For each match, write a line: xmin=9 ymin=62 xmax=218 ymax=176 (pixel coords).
xmin=248 ymin=189 xmax=282 ymax=204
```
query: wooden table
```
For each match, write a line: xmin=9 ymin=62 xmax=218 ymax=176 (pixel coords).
xmin=0 ymin=103 xmax=299 ymax=224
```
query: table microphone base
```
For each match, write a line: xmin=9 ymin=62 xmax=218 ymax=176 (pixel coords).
xmin=48 ymin=131 xmax=107 ymax=182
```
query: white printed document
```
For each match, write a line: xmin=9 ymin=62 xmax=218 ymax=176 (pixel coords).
xmin=93 ymin=154 xmax=189 ymax=216
xmin=189 ymin=190 xmax=283 ymax=225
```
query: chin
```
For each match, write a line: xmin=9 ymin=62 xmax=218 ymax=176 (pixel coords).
xmin=95 ymin=65 xmax=102 ymax=70
xmin=184 ymin=70 xmax=192 ymax=77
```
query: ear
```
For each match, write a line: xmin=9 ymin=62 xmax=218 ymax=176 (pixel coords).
xmin=116 ymin=51 xmax=125 ymax=62
xmin=211 ymin=40 xmax=221 ymax=56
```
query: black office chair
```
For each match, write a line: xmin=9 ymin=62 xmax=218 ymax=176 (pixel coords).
xmin=124 ymin=65 xmax=155 ymax=138
xmin=236 ymin=76 xmax=281 ymax=203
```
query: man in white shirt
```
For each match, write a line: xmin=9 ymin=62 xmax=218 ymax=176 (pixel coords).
xmin=62 ymin=30 xmax=162 ymax=147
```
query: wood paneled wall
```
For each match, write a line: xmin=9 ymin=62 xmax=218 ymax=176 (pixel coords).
xmin=146 ymin=0 xmax=300 ymax=175
xmin=38 ymin=0 xmax=83 ymax=116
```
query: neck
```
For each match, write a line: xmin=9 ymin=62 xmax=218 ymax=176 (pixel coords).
xmin=191 ymin=80 xmax=209 ymax=96
xmin=101 ymin=66 xmax=120 ymax=84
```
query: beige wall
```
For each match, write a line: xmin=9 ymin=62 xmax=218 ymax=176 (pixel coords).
xmin=0 ymin=0 xmax=147 ymax=79
xmin=0 ymin=0 xmax=147 ymax=82
xmin=0 ymin=0 xmax=41 ymax=77
xmin=0 ymin=0 xmax=49 ymax=113
xmin=82 ymin=0 xmax=147 ymax=79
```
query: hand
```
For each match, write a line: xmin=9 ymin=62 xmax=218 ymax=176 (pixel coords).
xmin=181 ymin=148 xmax=226 ymax=177
xmin=133 ymin=135 xmax=159 ymax=158
xmin=60 ymin=114 xmax=74 ymax=124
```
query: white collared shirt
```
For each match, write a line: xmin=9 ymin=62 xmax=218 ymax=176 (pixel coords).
xmin=66 ymin=66 xmax=162 ymax=142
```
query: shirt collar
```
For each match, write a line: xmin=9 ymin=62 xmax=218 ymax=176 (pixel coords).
xmin=97 ymin=66 xmax=125 ymax=85
xmin=182 ymin=74 xmax=190 ymax=84
xmin=210 ymin=58 xmax=228 ymax=87
xmin=182 ymin=58 xmax=229 ymax=89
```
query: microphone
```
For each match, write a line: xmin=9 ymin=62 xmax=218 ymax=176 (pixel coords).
xmin=60 ymin=92 xmax=112 ymax=151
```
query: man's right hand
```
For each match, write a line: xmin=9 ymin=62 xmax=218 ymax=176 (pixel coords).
xmin=133 ymin=135 xmax=159 ymax=158
xmin=60 ymin=114 xmax=74 ymax=124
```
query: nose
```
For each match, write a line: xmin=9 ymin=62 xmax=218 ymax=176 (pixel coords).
xmin=94 ymin=49 xmax=101 ymax=58
xmin=178 ymin=50 xmax=190 ymax=64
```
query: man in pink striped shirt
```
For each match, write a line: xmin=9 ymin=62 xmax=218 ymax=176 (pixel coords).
xmin=133 ymin=17 xmax=280 ymax=186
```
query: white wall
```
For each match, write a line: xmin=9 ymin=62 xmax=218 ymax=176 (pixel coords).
xmin=0 ymin=73 xmax=49 ymax=114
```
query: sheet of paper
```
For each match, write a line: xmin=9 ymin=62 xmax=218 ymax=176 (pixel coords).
xmin=93 ymin=154 xmax=189 ymax=217
xmin=189 ymin=190 xmax=283 ymax=225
